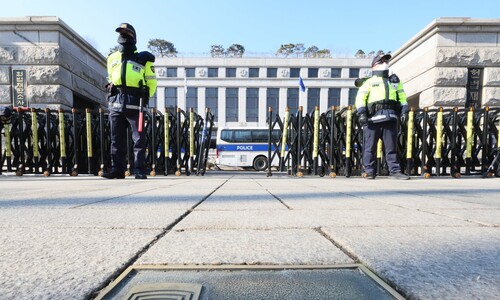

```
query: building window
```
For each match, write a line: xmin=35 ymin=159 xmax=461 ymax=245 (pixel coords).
xmin=266 ymin=88 xmax=279 ymax=116
xmin=308 ymin=68 xmax=318 ymax=78
xmin=328 ymin=88 xmax=341 ymax=108
xmin=185 ymin=68 xmax=195 ymax=77
xmin=349 ymin=68 xmax=360 ymax=78
xmin=149 ymin=94 xmax=157 ymax=108
xmin=165 ymin=87 xmax=177 ymax=111
xmin=226 ymin=88 xmax=238 ymax=122
xmin=267 ymin=68 xmax=277 ymax=78
xmin=287 ymin=88 xmax=299 ymax=113
xmin=206 ymin=88 xmax=218 ymax=121
xmin=208 ymin=68 xmax=218 ymax=77
xmin=186 ymin=87 xmax=198 ymax=113
xmin=331 ymin=68 xmax=341 ymax=78
xmin=246 ymin=88 xmax=259 ymax=122
xmin=290 ymin=68 xmax=300 ymax=78
xmin=348 ymin=88 xmax=358 ymax=105
xmin=226 ymin=68 xmax=236 ymax=78
xmin=307 ymin=88 xmax=320 ymax=113
xmin=249 ymin=68 xmax=260 ymax=78
xmin=167 ymin=68 xmax=177 ymax=78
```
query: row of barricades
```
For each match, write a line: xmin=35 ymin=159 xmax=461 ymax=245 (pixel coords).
xmin=0 ymin=107 xmax=214 ymax=176
xmin=266 ymin=106 xmax=500 ymax=178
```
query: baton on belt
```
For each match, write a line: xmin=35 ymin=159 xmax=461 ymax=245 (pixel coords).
xmin=138 ymin=81 xmax=146 ymax=133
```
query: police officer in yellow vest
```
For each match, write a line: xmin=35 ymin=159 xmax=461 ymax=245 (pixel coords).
xmin=102 ymin=23 xmax=157 ymax=179
xmin=355 ymin=54 xmax=410 ymax=180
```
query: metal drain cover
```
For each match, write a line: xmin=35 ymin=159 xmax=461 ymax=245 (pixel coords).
xmin=97 ymin=265 xmax=404 ymax=300
xmin=125 ymin=282 xmax=202 ymax=300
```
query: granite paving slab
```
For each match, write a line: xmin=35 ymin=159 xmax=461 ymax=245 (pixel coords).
xmin=138 ymin=229 xmax=353 ymax=265
xmin=321 ymin=226 xmax=500 ymax=299
xmin=0 ymin=227 xmax=159 ymax=300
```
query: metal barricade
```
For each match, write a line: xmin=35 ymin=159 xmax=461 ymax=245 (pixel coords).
xmin=267 ymin=106 xmax=500 ymax=178
xmin=0 ymin=107 xmax=214 ymax=177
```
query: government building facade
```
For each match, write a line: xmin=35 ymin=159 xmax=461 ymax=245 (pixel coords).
xmin=153 ymin=57 xmax=370 ymax=128
xmin=1 ymin=17 xmax=500 ymax=129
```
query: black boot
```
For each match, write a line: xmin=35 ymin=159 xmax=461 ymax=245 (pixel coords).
xmin=102 ymin=171 xmax=125 ymax=179
xmin=134 ymin=172 xmax=147 ymax=179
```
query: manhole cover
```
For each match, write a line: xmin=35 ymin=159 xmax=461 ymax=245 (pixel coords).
xmin=96 ymin=264 xmax=404 ymax=300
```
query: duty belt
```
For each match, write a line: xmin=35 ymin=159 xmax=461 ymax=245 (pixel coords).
xmin=115 ymin=86 xmax=144 ymax=95
xmin=109 ymin=102 xmax=145 ymax=111
xmin=368 ymin=100 xmax=399 ymax=115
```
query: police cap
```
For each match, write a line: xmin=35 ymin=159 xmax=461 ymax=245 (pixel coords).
xmin=115 ymin=23 xmax=136 ymax=39
xmin=371 ymin=54 xmax=392 ymax=67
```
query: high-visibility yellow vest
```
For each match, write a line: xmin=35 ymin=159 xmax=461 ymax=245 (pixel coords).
xmin=107 ymin=50 xmax=157 ymax=98
xmin=355 ymin=74 xmax=407 ymax=108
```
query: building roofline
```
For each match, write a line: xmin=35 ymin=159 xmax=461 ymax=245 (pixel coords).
xmin=391 ymin=17 xmax=500 ymax=64
xmin=0 ymin=16 xmax=106 ymax=65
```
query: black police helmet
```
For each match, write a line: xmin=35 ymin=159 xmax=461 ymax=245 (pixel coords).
xmin=115 ymin=23 xmax=136 ymax=38
xmin=115 ymin=23 xmax=137 ymax=45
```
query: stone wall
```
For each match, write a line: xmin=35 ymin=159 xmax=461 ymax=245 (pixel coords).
xmin=0 ymin=16 xmax=107 ymax=110
xmin=391 ymin=18 xmax=500 ymax=108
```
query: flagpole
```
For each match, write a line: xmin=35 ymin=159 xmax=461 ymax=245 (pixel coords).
xmin=184 ymin=71 xmax=188 ymax=112
xmin=299 ymin=76 xmax=306 ymax=112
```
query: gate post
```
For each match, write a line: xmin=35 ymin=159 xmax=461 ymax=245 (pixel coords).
xmin=267 ymin=107 xmax=273 ymax=177
xmin=435 ymin=107 xmax=443 ymax=177
xmin=345 ymin=106 xmax=352 ymax=178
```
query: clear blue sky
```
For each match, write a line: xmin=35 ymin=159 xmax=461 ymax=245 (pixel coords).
xmin=2 ymin=0 xmax=498 ymax=57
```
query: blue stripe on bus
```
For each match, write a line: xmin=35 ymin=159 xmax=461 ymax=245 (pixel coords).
xmin=217 ymin=144 xmax=287 ymax=151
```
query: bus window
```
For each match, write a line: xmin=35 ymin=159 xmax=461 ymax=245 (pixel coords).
xmin=216 ymin=127 xmax=282 ymax=171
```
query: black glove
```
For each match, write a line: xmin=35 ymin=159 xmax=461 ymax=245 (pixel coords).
xmin=389 ymin=74 xmax=400 ymax=84
xmin=354 ymin=77 xmax=368 ymax=88
xmin=401 ymin=113 xmax=408 ymax=125
xmin=0 ymin=106 xmax=12 ymax=125
xmin=358 ymin=113 xmax=368 ymax=126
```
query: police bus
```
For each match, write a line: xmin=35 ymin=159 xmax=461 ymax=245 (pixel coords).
xmin=215 ymin=127 xmax=281 ymax=171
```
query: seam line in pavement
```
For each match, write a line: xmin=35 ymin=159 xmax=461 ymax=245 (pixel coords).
xmin=266 ymin=189 xmax=292 ymax=210
xmin=315 ymin=227 xmax=359 ymax=263
xmin=70 ymin=180 xmax=193 ymax=209
xmin=88 ymin=177 xmax=231 ymax=299
xmin=315 ymin=227 xmax=409 ymax=299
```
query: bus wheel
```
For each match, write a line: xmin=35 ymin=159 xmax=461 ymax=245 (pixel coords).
xmin=253 ymin=156 xmax=268 ymax=171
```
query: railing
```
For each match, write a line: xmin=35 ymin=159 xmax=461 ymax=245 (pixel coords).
xmin=0 ymin=107 xmax=214 ymax=177
xmin=267 ymin=106 xmax=500 ymax=178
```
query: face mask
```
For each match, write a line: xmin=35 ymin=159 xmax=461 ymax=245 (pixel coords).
xmin=118 ymin=34 xmax=136 ymax=46
xmin=374 ymin=62 xmax=389 ymax=71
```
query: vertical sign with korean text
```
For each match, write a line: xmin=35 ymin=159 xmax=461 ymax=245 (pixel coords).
xmin=11 ymin=68 xmax=28 ymax=108
xmin=466 ymin=68 xmax=483 ymax=108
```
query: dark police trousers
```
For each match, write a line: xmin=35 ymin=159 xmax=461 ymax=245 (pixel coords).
xmin=362 ymin=121 xmax=401 ymax=175
xmin=108 ymin=107 xmax=146 ymax=175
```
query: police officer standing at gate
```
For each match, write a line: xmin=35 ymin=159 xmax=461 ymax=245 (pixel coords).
xmin=355 ymin=54 xmax=410 ymax=180
xmin=102 ymin=23 xmax=157 ymax=179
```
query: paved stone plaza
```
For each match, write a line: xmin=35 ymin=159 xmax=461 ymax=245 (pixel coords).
xmin=0 ymin=172 xmax=499 ymax=299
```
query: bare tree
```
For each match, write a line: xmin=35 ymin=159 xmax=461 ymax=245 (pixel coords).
xmin=304 ymin=46 xmax=319 ymax=58
xmin=293 ymin=43 xmax=305 ymax=57
xmin=108 ymin=45 xmax=120 ymax=56
xmin=275 ymin=43 xmax=295 ymax=57
xmin=210 ymin=45 xmax=225 ymax=57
